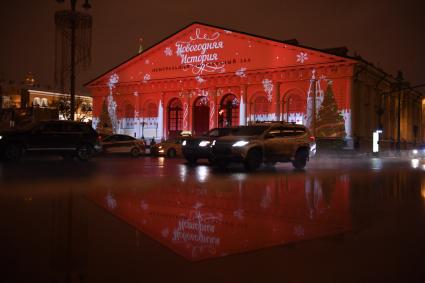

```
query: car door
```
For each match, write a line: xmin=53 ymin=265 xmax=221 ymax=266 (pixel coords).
xmin=263 ymin=126 xmax=285 ymax=161
xmin=26 ymin=122 xmax=63 ymax=151
xmin=61 ymin=123 xmax=82 ymax=150
xmin=102 ymin=135 xmax=118 ymax=153
xmin=117 ymin=135 xmax=136 ymax=153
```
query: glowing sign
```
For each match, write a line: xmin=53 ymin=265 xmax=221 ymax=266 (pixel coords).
xmin=175 ymin=28 xmax=225 ymax=75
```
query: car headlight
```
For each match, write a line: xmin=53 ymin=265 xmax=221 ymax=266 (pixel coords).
xmin=0 ymin=135 xmax=2 ymax=140
xmin=413 ymin=149 xmax=418 ymax=155
xmin=158 ymin=146 xmax=163 ymax=149
xmin=232 ymin=140 xmax=249 ymax=147
xmin=199 ymin=140 xmax=210 ymax=147
xmin=182 ymin=140 xmax=187 ymax=146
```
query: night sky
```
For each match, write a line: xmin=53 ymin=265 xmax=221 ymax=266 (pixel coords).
xmin=1 ymin=0 xmax=424 ymax=93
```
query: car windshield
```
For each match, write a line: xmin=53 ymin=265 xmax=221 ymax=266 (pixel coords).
xmin=230 ymin=126 xmax=268 ymax=136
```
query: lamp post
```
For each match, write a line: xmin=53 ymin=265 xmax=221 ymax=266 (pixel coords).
xmin=56 ymin=0 xmax=91 ymax=120
xmin=395 ymin=71 xmax=406 ymax=153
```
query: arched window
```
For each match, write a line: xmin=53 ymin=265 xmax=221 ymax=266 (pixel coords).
xmin=283 ymin=93 xmax=306 ymax=124
xmin=219 ymin=94 xmax=239 ymax=127
xmin=168 ymin=98 xmax=183 ymax=138
xmin=124 ymin=103 xmax=135 ymax=118
xmin=146 ymin=102 xmax=157 ymax=118
xmin=252 ymin=95 xmax=270 ymax=121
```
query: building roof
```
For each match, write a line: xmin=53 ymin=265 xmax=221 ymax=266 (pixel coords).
xmin=85 ymin=22 xmax=356 ymax=87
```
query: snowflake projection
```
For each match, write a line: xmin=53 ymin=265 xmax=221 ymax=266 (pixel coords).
xmin=235 ymin=67 xmax=247 ymax=78
xmin=232 ymin=97 xmax=239 ymax=106
xmin=133 ymin=91 xmax=138 ymax=97
xmin=144 ymin=59 xmax=150 ymax=64
xmin=193 ymin=202 xmax=203 ymax=210
xmin=195 ymin=75 xmax=206 ymax=84
xmin=161 ymin=228 xmax=169 ymax=238
xmin=294 ymin=225 xmax=305 ymax=237
xmin=105 ymin=192 xmax=117 ymax=210
xmin=108 ymin=73 xmax=119 ymax=89
xmin=233 ymin=209 xmax=244 ymax=220
xmin=140 ymin=200 xmax=149 ymax=210
xmin=262 ymin=79 xmax=273 ymax=102
xmin=143 ymin=73 xmax=151 ymax=83
xmin=296 ymin=52 xmax=309 ymax=64
xmin=164 ymin=47 xmax=173 ymax=56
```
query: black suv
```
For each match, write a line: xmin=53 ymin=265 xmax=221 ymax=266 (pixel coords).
xmin=182 ymin=127 xmax=233 ymax=164
xmin=0 ymin=120 xmax=101 ymax=161
xmin=211 ymin=122 xmax=316 ymax=170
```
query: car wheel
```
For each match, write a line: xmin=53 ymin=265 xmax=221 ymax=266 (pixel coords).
xmin=167 ymin=148 xmax=177 ymax=158
xmin=292 ymin=149 xmax=308 ymax=170
xmin=186 ymin=155 xmax=197 ymax=164
xmin=244 ymin=149 xmax=262 ymax=171
xmin=130 ymin=147 xmax=141 ymax=158
xmin=76 ymin=144 xmax=94 ymax=161
xmin=3 ymin=144 xmax=22 ymax=161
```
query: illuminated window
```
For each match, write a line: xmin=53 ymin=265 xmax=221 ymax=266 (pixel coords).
xmin=219 ymin=94 xmax=239 ymax=127
xmin=168 ymin=98 xmax=183 ymax=134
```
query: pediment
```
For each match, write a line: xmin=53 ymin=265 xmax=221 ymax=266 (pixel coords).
xmin=87 ymin=23 xmax=354 ymax=87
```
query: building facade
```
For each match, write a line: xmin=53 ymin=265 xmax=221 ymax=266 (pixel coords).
xmin=0 ymin=80 xmax=93 ymax=129
xmin=86 ymin=23 xmax=423 ymax=151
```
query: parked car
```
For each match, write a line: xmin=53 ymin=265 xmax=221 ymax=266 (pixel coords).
xmin=101 ymin=134 xmax=145 ymax=157
xmin=211 ymin=122 xmax=316 ymax=170
xmin=182 ymin=127 xmax=233 ymax=164
xmin=150 ymin=138 xmax=184 ymax=157
xmin=0 ymin=120 xmax=101 ymax=161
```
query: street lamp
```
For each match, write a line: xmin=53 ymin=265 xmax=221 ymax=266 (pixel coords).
xmin=56 ymin=0 xmax=91 ymax=121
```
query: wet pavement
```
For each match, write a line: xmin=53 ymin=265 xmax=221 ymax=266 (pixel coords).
xmin=1 ymin=156 xmax=424 ymax=282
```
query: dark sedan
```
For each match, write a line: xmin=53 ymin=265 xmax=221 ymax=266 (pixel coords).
xmin=181 ymin=127 xmax=233 ymax=164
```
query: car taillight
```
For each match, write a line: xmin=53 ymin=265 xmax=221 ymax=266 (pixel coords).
xmin=309 ymin=136 xmax=315 ymax=142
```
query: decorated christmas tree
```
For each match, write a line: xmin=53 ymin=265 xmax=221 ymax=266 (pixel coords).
xmin=96 ymin=98 xmax=113 ymax=135
xmin=315 ymin=83 xmax=346 ymax=137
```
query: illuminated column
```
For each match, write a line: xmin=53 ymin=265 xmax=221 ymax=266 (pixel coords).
xmin=239 ymin=85 xmax=247 ymax=125
xmin=157 ymin=98 xmax=163 ymax=140
xmin=209 ymin=88 xmax=217 ymax=129
xmin=182 ymin=91 xmax=190 ymax=131
xmin=274 ymin=82 xmax=281 ymax=121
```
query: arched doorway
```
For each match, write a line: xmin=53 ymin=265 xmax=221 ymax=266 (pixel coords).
xmin=219 ymin=94 xmax=239 ymax=127
xmin=252 ymin=95 xmax=270 ymax=122
xmin=167 ymin=98 xmax=183 ymax=139
xmin=193 ymin=96 xmax=210 ymax=136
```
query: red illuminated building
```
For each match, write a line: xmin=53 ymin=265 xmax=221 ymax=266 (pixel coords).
xmin=86 ymin=23 xmax=423 ymax=150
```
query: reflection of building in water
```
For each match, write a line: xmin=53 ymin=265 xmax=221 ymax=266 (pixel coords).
xmin=89 ymin=172 xmax=351 ymax=261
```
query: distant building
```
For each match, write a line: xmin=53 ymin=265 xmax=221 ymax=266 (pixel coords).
xmin=0 ymin=77 xmax=93 ymax=129
xmin=86 ymin=22 xmax=423 ymax=151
